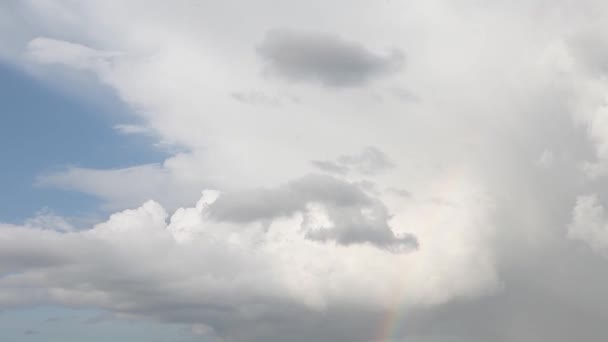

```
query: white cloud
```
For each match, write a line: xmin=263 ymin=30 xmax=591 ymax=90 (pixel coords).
xmin=0 ymin=176 xmax=498 ymax=340
xmin=24 ymin=208 xmax=75 ymax=233
xmin=35 ymin=154 xmax=217 ymax=211
xmin=27 ymin=37 xmax=122 ymax=71
xmin=113 ymin=124 xmax=152 ymax=135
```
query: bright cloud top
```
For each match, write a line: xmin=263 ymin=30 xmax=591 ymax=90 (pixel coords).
xmin=1 ymin=173 xmax=497 ymax=341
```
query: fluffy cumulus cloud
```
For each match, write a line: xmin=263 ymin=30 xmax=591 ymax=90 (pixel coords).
xmin=6 ymin=0 xmax=608 ymax=341
xmin=0 ymin=179 xmax=497 ymax=342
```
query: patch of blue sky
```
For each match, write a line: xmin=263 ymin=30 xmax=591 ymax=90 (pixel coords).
xmin=0 ymin=306 xmax=198 ymax=342
xmin=0 ymin=62 xmax=168 ymax=223
xmin=0 ymin=62 xmax=200 ymax=342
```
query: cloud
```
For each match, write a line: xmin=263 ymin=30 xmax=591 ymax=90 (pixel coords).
xmin=536 ymin=148 xmax=555 ymax=168
xmin=113 ymin=124 xmax=152 ymax=135
xmin=9 ymin=1 xmax=608 ymax=341
xmin=386 ymin=187 xmax=412 ymax=198
xmin=24 ymin=208 xmax=75 ymax=232
xmin=312 ymin=146 xmax=395 ymax=176
xmin=257 ymin=29 xmax=404 ymax=87
xmin=568 ymin=194 xmax=608 ymax=255
xmin=337 ymin=146 xmax=395 ymax=175
xmin=231 ymin=90 xmax=298 ymax=107
xmin=310 ymin=160 xmax=349 ymax=175
xmin=207 ymin=173 xmax=416 ymax=248
xmin=0 ymin=184 xmax=499 ymax=341
xmin=577 ymin=103 xmax=608 ymax=178
xmin=27 ymin=37 xmax=121 ymax=71
xmin=35 ymin=158 xmax=213 ymax=211
xmin=569 ymin=28 xmax=608 ymax=75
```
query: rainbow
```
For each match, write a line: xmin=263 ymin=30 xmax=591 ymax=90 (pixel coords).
xmin=375 ymin=290 xmax=408 ymax=342
xmin=374 ymin=172 xmax=460 ymax=342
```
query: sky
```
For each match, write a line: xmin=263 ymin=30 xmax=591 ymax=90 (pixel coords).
xmin=0 ymin=62 xmax=169 ymax=222
xmin=3 ymin=1 xmax=608 ymax=341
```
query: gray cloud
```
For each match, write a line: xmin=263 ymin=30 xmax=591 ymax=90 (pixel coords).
xmin=302 ymin=203 xmax=410 ymax=248
xmin=208 ymin=174 xmax=372 ymax=222
xmin=337 ymin=146 xmax=395 ymax=175
xmin=0 ymin=192 xmax=491 ymax=342
xmin=386 ymin=187 xmax=412 ymax=198
xmin=312 ymin=146 xmax=395 ymax=176
xmin=310 ymin=160 xmax=349 ymax=175
xmin=569 ymin=29 xmax=608 ymax=74
xmin=208 ymin=173 xmax=416 ymax=249
xmin=257 ymin=29 xmax=404 ymax=87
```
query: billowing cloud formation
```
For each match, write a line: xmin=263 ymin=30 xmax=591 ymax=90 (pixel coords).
xmin=207 ymin=173 xmax=416 ymax=248
xmin=0 ymin=181 xmax=498 ymax=341
xmin=257 ymin=29 xmax=403 ymax=87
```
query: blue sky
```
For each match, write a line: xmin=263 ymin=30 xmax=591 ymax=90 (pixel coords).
xmin=0 ymin=306 xmax=191 ymax=342
xmin=0 ymin=62 xmax=167 ymax=223
xmin=0 ymin=63 xmax=187 ymax=341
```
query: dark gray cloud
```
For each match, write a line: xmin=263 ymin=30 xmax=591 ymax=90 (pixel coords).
xmin=0 ymin=227 xmax=73 ymax=273
xmin=208 ymin=174 xmax=371 ymax=221
xmin=257 ymin=29 xmax=404 ymax=87
xmin=302 ymin=203 xmax=412 ymax=248
xmin=207 ymin=173 xmax=416 ymax=249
